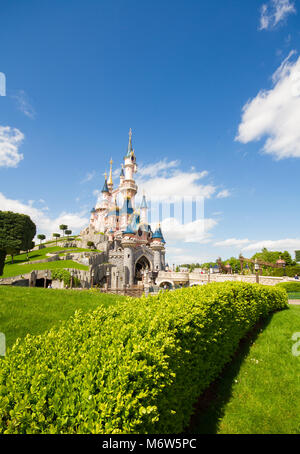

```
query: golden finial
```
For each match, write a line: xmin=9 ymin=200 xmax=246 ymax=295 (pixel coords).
xmin=104 ymin=171 xmax=107 ymax=180
xmin=108 ymin=158 xmax=113 ymax=186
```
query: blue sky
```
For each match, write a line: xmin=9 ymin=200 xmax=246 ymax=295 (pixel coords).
xmin=1 ymin=0 xmax=300 ymax=265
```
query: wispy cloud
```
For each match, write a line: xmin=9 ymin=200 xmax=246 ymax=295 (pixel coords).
xmin=11 ymin=90 xmax=35 ymax=119
xmin=0 ymin=126 xmax=24 ymax=168
xmin=236 ymin=51 xmax=300 ymax=159
xmin=136 ymin=159 xmax=214 ymax=201
xmin=242 ymin=238 xmax=300 ymax=253
xmin=81 ymin=171 xmax=96 ymax=184
xmin=214 ymin=238 xmax=250 ymax=248
xmin=259 ymin=0 xmax=296 ymax=31
xmin=0 ymin=192 xmax=88 ymax=238
xmin=216 ymin=189 xmax=231 ymax=199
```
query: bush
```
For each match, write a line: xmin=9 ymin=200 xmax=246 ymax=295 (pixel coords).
xmin=276 ymin=282 xmax=300 ymax=293
xmin=0 ymin=282 xmax=288 ymax=434
xmin=271 ymin=266 xmax=300 ymax=278
xmin=51 ymin=269 xmax=81 ymax=288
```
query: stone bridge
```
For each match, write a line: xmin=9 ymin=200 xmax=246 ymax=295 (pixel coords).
xmin=156 ymin=271 xmax=295 ymax=288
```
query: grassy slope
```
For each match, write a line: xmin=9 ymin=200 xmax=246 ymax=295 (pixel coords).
xmin=189 ymin=305 xmax=300 ymax=434
xmin=1 ymin=260 xmax=89 ymax=278
xmin=0 ymin=286 xmax=124 ymax=350
xmin=1 ymin=245 xmax=96 ymax=278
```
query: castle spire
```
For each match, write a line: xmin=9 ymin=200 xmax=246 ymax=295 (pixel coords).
xmin=108 ymin=158 xmax=113 ymax=190
xmin=101 ymin=172 xmax=109 ymax=193
xmin=126 ymin=128 xmax=133 ymax=157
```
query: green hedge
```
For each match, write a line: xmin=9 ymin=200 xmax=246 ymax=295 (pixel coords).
xmin=276 ymin=282 xmax=300 ymax=293
xmin=0 ymin=282 xmax=288 ymax=434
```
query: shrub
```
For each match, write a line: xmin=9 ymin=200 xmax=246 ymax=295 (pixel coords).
xmin=51 ymin=269 xmax=81 ymax=288
xmin=276 ymin=282 xmax=300 ymax=293
xmin=0 ymin=282 xmax=288 ymax=434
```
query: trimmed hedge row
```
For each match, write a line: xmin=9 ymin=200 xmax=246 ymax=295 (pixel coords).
xmin=276 ymin=282 xmax=300 ymax=293
xmin=0 ymin=282 xmax=288 ymax=434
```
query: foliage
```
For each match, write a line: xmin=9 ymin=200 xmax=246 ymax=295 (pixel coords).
xmin=59 ymin=225 xmax=68 ymax=236
xmin=188 ymin=305 xmax=300 ymax=434
xmin=0 ymin=286 xmax=125 ymax=350
xmin=37 ymin=234 xmax=46 ymax=244
xmin=276 ymin=282 xmax=300 ymax=293
xmin=296 ymin=250 xmax=300 ymax=263
xmin=0 ymin=211 xmax=36 ymax=276
xmin=271 ymin=266 xmax=300 ymax=278
xmin=87 ymin=241 xmax=95 ymax=249
xmin=1 ymin=260 xmax=88 ymax=279
xmin=0 ymin=282 xmax=287 ymax=434
xmin=51 ymin=269 xmax=81 ymax=288
xmin=252 ymin=248 xmax=295 ymax=266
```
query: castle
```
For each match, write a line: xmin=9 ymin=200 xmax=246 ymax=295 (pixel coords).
xmin=81 ymin=129 xmax=166 ymax=289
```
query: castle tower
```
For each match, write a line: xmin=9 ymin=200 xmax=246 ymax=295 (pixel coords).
xmin=121 ymin=128 xmax=138 ymax=208
xmin=151 ymin=224 xmax=166 ymax=271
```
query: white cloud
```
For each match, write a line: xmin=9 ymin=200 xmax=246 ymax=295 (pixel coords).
xmin=242 ymin=238 xmax=300 ymax=253
xmin=216 ymin=189 xmax=231 ymax=199
xmin=136 ymin=160 xmax=215 ymax=201
xmin=0 ymin=126 xmax=24 ymax=167
xmin=214 ymin=238 xmax=250 ymax=248
xmin=236 ymin=52 xmax=300 ymax=159
xmin=259 ymin=0 xmax=296 ymax=31
xmin=12 ymin=90 xmax=35 ymax=119
xmin=159 ymin=217 xmax=217 ymax=244
xmin=0 ymin=192 xmax=88 ymax=238
xmin=81 ymin=171 xmax=96 ymax=184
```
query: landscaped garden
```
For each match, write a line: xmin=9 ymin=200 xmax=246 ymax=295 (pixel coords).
xmin=0 ymin=281 xmax=294 ymax=434
xmin=1 ymin=245 xmax=97 ymax=278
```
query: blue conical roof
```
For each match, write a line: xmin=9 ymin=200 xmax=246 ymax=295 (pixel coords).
xmin=152 ymin=225 xmax=165 ymax=243
xmin=120 ymin=197 xmax=134 ymax=215
xmin=140 ymin=194 xmax=147 ymax=209
xmin=101 ymin=178 xmax=109 ymax=193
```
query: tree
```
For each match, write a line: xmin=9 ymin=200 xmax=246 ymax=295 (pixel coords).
xmin=0 ymin=211 xmax=36 ymax=276
xmin=37 ymin=234 xmax=46 ymax=245
xmin=87 ymin=241 xmax=95 ymax=249
xmin=52 ymin=233 xmax=60 ymax=246
xmin=59 ymin=224 xmax=68 ymax=237
xmin=65 ymin=230 xmax=72 ymax=239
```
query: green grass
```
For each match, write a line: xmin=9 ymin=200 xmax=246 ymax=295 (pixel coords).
xmin=1 ymin=260 xmax=89 ymax=278
xmin=5 ymin=246 xmax=101 ymax=266
xmin=288 ymin=292 xmax=300 ymax=300
xmin=0 ymin=286 xmax=124 ymax=350
xmin=188 ymin=305 xmax=300 ymax=434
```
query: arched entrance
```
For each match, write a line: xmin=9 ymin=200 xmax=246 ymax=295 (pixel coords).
xmin=159 ymin=281 xmax=173 ymax=290
xmin=135 ymin=255 xmax=151 ymax=284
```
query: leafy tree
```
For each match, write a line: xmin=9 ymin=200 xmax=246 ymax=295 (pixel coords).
xmin=0 ymin=211 xmax=36 ymax=275
xmin=37 ymin=234 xmax=46 ymax=245
xmin=59 ymin=224 xmax=68 ymax=237
xmin=87 ymin=241 xmax=95 ymax=249
xmin=52 ymin=233 xmax=60 ymax=246
xmin=65 ymin=230 xmax=72 ymax=239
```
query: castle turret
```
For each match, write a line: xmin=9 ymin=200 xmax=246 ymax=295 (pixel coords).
xmin=121 ymin=128 xmax=138 ymax=207
xmin=151 ymin=224 xmax=166 ymax=271
xmin=140 ymin=193 xmax=148 ymax=224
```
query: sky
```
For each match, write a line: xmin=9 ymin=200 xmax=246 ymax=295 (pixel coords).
xmin=1 ymin=0 xmax=300 ymax=265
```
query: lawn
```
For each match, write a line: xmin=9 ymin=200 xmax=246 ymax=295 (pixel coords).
xmin=0 ymin=286 xmax=124 ymax=350
xmin=288 ymin=292 xmax=300 ymax=300
xmin=4 ymin=245 xmax=101 ymax=265
xmin=1 ymin=260 xmax=89 ymax=278
xmin=1 ymin=245 xmax=99 ymax=278
xmin=188 ymin=305 xmax=300 ymax=434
